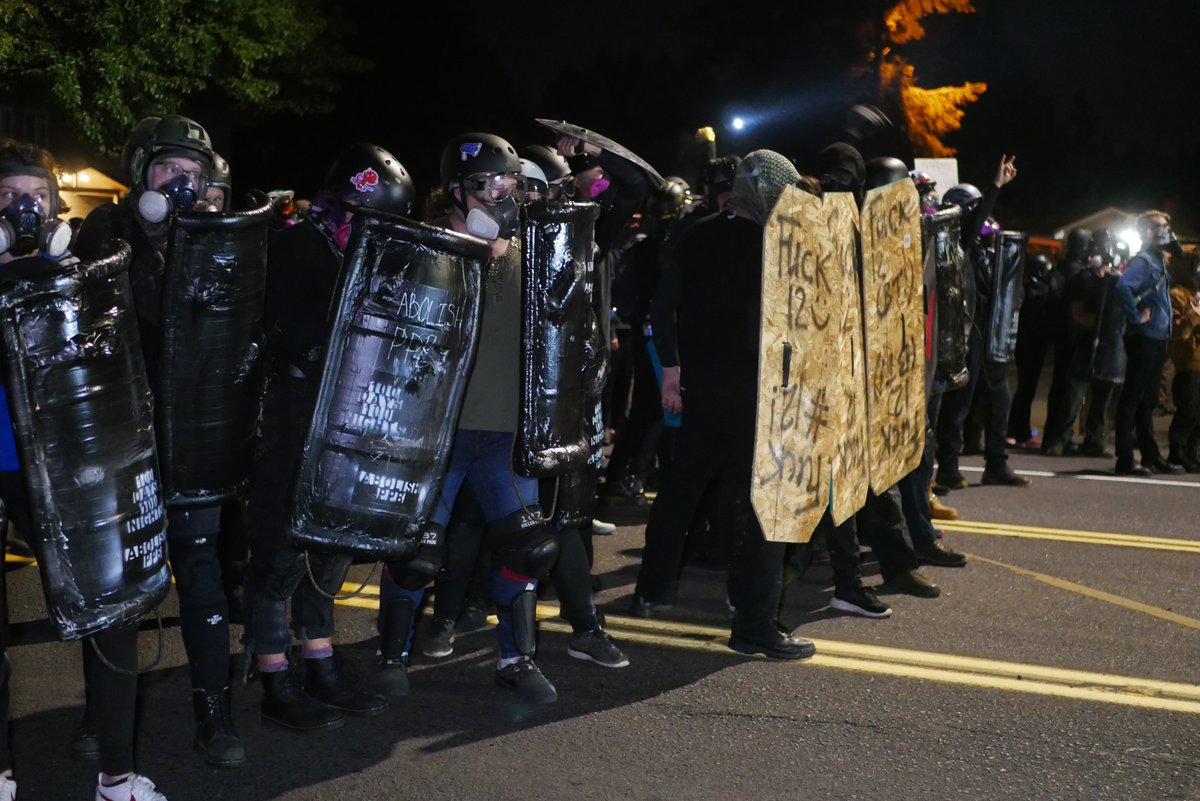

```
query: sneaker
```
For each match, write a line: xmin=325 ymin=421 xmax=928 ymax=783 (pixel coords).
xmin=95 ymin=773 xmax=168 ymax=801
xmin=0 ymin=777 xmax=14 ymax=801
xmin=934 ymin=467 xmax=969 ymax=491
xmin=567 ymin=629 xmax=630 ymax=668
xmin=591 ymin=518 xmax=617 ymax=535
xmin=915 ymin=540 xmax=968 ymax=568
xmin=494 ymin=658 xmax=557 ymax=704
xmin=728 ymin=628 xmax=816 ymax=660
xmin=458 ymin=605 xmax=487 ymax=631
xmin=831 ymin=586 xmax=893 ymax=618
xmin=1114 ymin=460 xmax=1151 ymax=476
xmin=928 ymin=495 xmax=959 ymax=521
xmin=421 ymin=617 xmax=455 ymax=659
xmin=629 ymin=596 xmax=671 ymax=619
xmin=1144 ymin=455 xmax=1184 ymax=475
xmin=881 ymin=570 xmax=941 ymax=598
xmin=980 ymin=465 xmax=1031 ymax=487
xmin=72 ymin=720 xmax=101 ymax=760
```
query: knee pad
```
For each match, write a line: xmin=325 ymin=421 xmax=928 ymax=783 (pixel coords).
xmin=399 ymin=523 xmax=446 ymax=589
xmin=493 ymin=507 xmax=559 ymax=579
xmin=168 ymin=531 xmax=223 ymax=604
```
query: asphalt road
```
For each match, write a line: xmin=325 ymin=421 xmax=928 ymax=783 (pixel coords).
xmin=5 ymin=412 xmax=1199 ymax=800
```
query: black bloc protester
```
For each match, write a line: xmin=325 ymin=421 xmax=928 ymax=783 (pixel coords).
xmin=158 ymin=199 xmax=271 ymax=507
xmin=289 ymin=210 xmax=490 ymax=560
xmin=0 ymin=245 xmax=170 ymax=639
xmin=983 ymin=230 xmax=1029 ymax=364
xmin=924 ymin=206 xmax=969 ymax=392
xmin=515 ymin=201 xmax=599 ymax=477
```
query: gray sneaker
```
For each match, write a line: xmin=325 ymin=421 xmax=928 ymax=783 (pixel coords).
xmin=421 ymin=617 xmax=455 ymax=659
xmin=567 ymin=628 xmax=630 ymax=668
xmin=494 ymin=658 xmax=557 ymax=704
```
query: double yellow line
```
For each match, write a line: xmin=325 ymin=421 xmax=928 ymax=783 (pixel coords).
xmin=334 ymin=589 xmax=1200 ymax=715
xmin=942 ymin=520 xmax=1200 ymax=554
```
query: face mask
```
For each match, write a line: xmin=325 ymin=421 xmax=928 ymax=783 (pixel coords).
xmin=333 ymin=222 xmax=352 ymax=251
xmin=137 ymin=174 xmax=201 ymax=224
xmin=0 ymin=194 xmax=71 ymax=258
xmin=587 ymin=177 xmax=611 ymax=199
xmin=466 ymin=197 xmax=518 ymax=241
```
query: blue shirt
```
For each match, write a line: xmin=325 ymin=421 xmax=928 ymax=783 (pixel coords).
xmin=1116 ymin=250 xmax=1171 ymax=340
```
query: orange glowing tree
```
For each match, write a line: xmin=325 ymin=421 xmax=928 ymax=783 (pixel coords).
xmin=868 ymin=0 xmax=987 ymax=157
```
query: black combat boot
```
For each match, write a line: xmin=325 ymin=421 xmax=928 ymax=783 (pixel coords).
xmin=260 ymin=665 xmax=345 ymax=732
xmin=305 ymin=654 xmax=387 ymax=716
xmin=192 ymin=687 xmax=246 ymax=767
xmin=366 ymin=596 xmax=414 ymax=697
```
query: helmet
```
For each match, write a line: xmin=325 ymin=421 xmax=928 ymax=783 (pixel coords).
xmin=1025 ymin=253 xmax=1051 ymax=284
xmin=209 ymin=152 xmax=231 ymax=193
xmin=1064 ymin=227 xmax=1092 ymax=261
xmin=518 ymin=158 xmax=548 ymax=200
xmin=519 ymin=144 xmax=571 ymax=184
xmin=909 ymin=170 xmax=936 ymax=191
xmin=941 ymin=183 xmax=983 ymax=211
xmin=864 ymin=157 xmax=910 ymax=191
xmin=646 ymin=176 xmax=691 ymax=221
xmin=125 ymin=115 xmax=215 ymax=193
xmin=324 ymin=142 xmax=415 ymax=217
xmin=440 ymin=133 xmax=521 ymax=195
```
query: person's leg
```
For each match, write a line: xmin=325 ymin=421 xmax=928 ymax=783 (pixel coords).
xmin=1082 ymin=379 xmax=1115 ymax=454
xmin=981 ymin=358 xmax=1028 ymax=485
xmin=936 ymin=328 xmax=982 ymax=485
xmin=1115 ymin=336 xmax=1149 ymax=468
xmin=1135 ymin=340 xmax=1168 ymax=464
xmin=1008 ymin=327 xmax=1048 ymax=442
xmin=87 ymin=622 xmax=139 ymax=781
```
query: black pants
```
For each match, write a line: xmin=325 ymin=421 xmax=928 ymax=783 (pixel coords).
xmin=829 ymin=488 xmax=918 ymax=592
xmin=938 ymin=327 xmax=1013 ymax=470
xmin=1168 ymin=370 xmax=1200 ymax=457
xmin=1008 ymin=325 xmax=1052 ymax=441
xmin=1082 ymin=379 xmax=1119 ymax=451
xmin=245 ymin=375 xmax=346 ymax=655
xmin=167 ymin=505 xmax=229 ymax=691
xmin=635 ymin=394 xmax=785 ymax=639
xmin=604 ymin=335 xmax=661 ymax=486
xmin=0 ymin=503 xmax=9 ymax=774
xmin=543 ymin=472 xmax=602 ymax=633
xmin=1039 ymin=329 xmax=1079 ymax=446
xmin=431 ymin=483 xmax=491 ymax=623
xmin=1115 ymin=336 xmax=1167 ymax=464
xmin=82 ymin=623 xmax=141 ymax=776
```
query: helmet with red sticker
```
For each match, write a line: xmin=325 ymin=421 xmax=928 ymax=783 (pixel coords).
xmin=324 ymin=142 xmax=415 ymax=217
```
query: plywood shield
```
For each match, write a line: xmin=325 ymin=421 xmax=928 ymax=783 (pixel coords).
xmin=860 ymin=180 xmax=926 ymax=492
xmin=753 ymin=187 xmax=865 ymax=543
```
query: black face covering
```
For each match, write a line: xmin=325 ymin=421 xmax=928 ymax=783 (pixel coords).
xmin=0 ymin=194 xmax=71 ymax=257
xmin=465 ymin=196 xmax=519 ymax=241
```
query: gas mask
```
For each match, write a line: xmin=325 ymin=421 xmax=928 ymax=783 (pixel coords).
xmin=138 ymin=173 xmax=203 ymax=224
xmin=0 ymin=194 xmax=71 ymax=258
xmin=586 ymin=176 xmax=610 ymax=198
xmin=466 ymin=196 xmax=519 ymax=241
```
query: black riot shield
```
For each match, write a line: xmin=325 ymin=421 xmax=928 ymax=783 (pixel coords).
xmin=158 ymin=201 xmax=271 ymax=507
xmin=0 ymin=246 xmax=170 ymax=640
xmin=534 ymin=118 xmax=666 ymax=187
xmin=924 ymin=207 xmax=969 ymax=392
xmin=983 ymin=231 xmax=1029 ymax=364
xmin=288 ymin=210 xmax=489 ymax=560
xmin=515 ymin=201 xmax=600 ymax=477
xmin=1087 ymin=272 xmax=1128 ymax=383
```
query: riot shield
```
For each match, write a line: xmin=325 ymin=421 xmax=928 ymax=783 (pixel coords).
xmin=289 ymin=210 xmax=490 ymax=560
xmin=752 ymin=187 xmax=866 ymax=543
xmin=0 ymin=246 xmax=170 ymax=639
xmin=983 ymin=231 xmax=1029 ymax=364
xmin=515 ymin=201 xmax=600 ymax=476
xmin=923 ymin=206 xmax=969 ymax=392
xmin=861 ymin=180 xmax=926 ymax=493
xmin=158 ymin=200 xmax=271 ymax=507
xmin=534 ymin=118 xmax=666 ymax=187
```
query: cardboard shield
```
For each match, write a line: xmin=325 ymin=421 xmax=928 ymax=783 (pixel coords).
xmin=534 ymin=118 xmax=665 ymax=187
xmin=753 ymin=187 xmax=867 ymax=543
xmin=860 ymin=180 xmax=926 ymax=492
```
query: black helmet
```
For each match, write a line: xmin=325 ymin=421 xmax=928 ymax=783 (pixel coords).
xmin=1064 ymin=227 xmax=1092 ymax=261
xmin=519 ymin=144 xmax=571 ymax=184
xmin=941 ymin=183 xmax=983 ymax=211
xmin=209 ymin=152 xmax=231 ymax=193
xmin=125 ymin=115 xmax=215 ymax=193
xmin=440 ymin=133 xmax=521 ymax=194
xmin=324 ymin=142 xmax=415 ymax=217
xmin=646 ymin=176 xmax=691 ymax=221
xmin=864 ymin=157 xmax=910 ymax=191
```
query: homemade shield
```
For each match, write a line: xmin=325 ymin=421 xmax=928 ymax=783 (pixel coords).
xmin=158 ymin=200 xmax=271 ymax=507
xmin=288 ymin=211 xmax=489 ymax=559
xmin=982 ymin=230 xmax=1029 ymax=364
xmin=0 ymin=246 xmax=170 ymax=639
xmin=534 ymin=118 xmax=666 ymax=187
xmin=923 ymin=205 xmax=969 ymax=392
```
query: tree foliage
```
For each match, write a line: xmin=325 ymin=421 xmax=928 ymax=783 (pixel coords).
xmin=0 ymin=0 xmax=361 ymax=155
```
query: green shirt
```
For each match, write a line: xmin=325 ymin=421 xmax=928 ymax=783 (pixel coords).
xmin=457 ymin=240 xmax=522 ymax=432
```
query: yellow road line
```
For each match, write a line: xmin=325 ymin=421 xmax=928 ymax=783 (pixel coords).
xmin=943 ymin=520 xmax=1200 ymax=554
xmin=333 ymin=593 xmax=1200 ymax=714
xmin=967 ymin=553 xmax=1200 ymax=631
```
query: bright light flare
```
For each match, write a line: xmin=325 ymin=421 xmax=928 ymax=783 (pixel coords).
xmin=1118 ymin=228 xmax=1142 ymax=255
xmin=731 ymin=117 xmax=745 ymax=131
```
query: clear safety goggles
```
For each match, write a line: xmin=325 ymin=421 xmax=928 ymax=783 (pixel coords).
xmin=463 ymin=173 xmax=519 ymax=203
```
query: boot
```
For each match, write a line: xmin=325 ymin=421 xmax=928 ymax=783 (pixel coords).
xmin=366 ymin=597 xmax=414 ymax=697
xmin=192 ymin=688 xmax=246 ymax=767
xmin=260 ymin=666 xmax=345 ymax=732
xmin=928 ymin=493 xmax=959 ymax=521
xmin=305 ymin=654 xmax=387 ymax=716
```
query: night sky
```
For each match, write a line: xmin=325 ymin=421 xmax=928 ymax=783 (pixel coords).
xmin=221 ymin=0 xmax=1200 ymax=237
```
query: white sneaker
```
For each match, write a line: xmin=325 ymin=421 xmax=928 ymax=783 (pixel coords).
xmin=591 ymin=518 xmax=616 ymax=535
xmin=95 ymin=773 xmax=167 ymax=801
xmin=0 ymin=776 xmax=15 ymax=801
